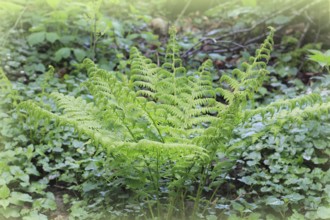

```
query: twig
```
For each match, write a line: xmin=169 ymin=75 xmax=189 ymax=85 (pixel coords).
xmin=182 ymin=0 xmax=302 ymax=58
xmin=174 ymin=0 xmax=193 ymax=25
xmin=182 ymin=0 xmax=322 ymax=59
xmin=313 ymin=26 xmax=321 ymax=44
xmin=297 ymin=22 xmax=310 ymax=49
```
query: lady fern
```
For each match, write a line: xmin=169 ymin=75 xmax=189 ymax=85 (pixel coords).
xmin=19 ymin=27 xmax=330 ymax=163
xmin=15 ymin=26 xmax=330 ymax=218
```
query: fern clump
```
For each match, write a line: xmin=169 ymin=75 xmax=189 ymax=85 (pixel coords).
xmin=19 ymin=27 xmax=330 ymax=165
xmin=16 ymin=26 xmax=330 ymax=219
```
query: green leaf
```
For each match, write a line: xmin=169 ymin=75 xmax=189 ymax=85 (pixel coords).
xmin=10 ymin=166 xmax=29 ymax=183
xmin=313 ymin=139 xmax=327 ymax=149
xmin=26 ymin=144 xmax=34 ymax=160
xmin=288 ymin=210 xmax=305 ymax=220
xmin=231 ymin=201 xmax=244 ymax=211
xmin=46 ymin=32 xmax=60 ymax=43
xmin=265 ymin=197 xmax=284 ymax=206
xmin=0 ymin=199 xmax=9 ymax=209
xmin=54 ymin=48 xmax=71 ymax=62
xmin=34 ymin=63 xmax=46 ymax=73
xmin=317 ymin=206 xmax=330 ymax=219
xmin=22 ymin=210 xmax=48 ymax=220
xmin=308 ymin=50 xmax=330 ymax=68
xmin=312 ymin=157 xmax=328 ymax=164
xmin=0 ymin=207 xmax=21 ymax=218
xmin=73 ymin=49 xmax=87 ymax=62
xmin=34 ymin=197 xmax=57 ymax=211
xmin=0 ymin=185 xmax=10 ymax=199
xmin=9 ymin=192 xmax=33 ymax=205
xmin=27 ymin=32 xmax=46 ymax=46
xmin=282 ymin=193 xmax=304 ymax=202
xmin=239 ymin=176 xmax=256 ymax=185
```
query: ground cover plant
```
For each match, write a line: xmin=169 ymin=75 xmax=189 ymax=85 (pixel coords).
xmin=1 ymin=0 xmax=330 ymax=219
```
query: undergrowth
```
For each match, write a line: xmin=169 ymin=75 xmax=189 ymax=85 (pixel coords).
xmin=1 ymin=27 xmax=330 ymax=219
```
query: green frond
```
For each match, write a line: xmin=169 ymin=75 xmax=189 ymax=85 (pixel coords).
xmin=216 ymin=88 xmax=234 ymax=104
xmin=109 ymin=139 xmax=209 ymax=161
xmin=273 ymin=101 xmax=330 ymax=125
xmin=0 ymin=68 xmax=12 ymax=95
xmin=163 ymin=26 xmax=184 ymax=72
xmin=244 ymin=93 xmax=322 ymax=120
xmin=0 ymin=68 xmax=20 ymax=106
xmin=220 ymin=75 xmax=240 ymax=91
xmin=18 ymin=100 xmax=114 ymax=145
xmin=160 ymin=104 xmax=186 ymax=122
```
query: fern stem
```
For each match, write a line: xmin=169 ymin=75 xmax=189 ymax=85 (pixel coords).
xmin=140 ymin=102 xmax=165 ymax=143
xmin=144 ymin=158 xmax=158 ymax=220
xmin=156 ymin=148 xmax=161 ymax=218
xmin=114 ymin=111 xmax=138 ymax=142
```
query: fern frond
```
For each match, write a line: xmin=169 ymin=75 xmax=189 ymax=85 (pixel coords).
xmin=0 ymin=68 xmax=12 ymax=95
xmin=244 ymin=93 xmax=322 ymax=120
xmin=0 ymin=68 xmax=19 ymax=106
xmin=273 ymin=101 xmax=330 ymax=125
xmin=218 ymin=27 xmax=275 ymax=108
xmin=111 ymin=140 xmax=209 ymax=161
xmin=220 ymin=75 xmax=240 ymax=91
xmin=163 ymin=26 xmax=183 ymax=71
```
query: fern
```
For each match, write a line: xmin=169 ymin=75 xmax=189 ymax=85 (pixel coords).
xmin=0 ymin=67 xmax=12 ymax=97
xmin=0 ymin=67 xmax=19 ymax=107
xmin=19 ymin=27 xmax=330 ymax=167
xmin=14 ymin=27 xmax=330 ymax=218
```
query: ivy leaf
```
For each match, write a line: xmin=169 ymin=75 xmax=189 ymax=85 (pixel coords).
xmin=0 ymin=185 xmax=10 ymax=199
xmin=313 ymin=139 xmax=327 ymax=149
xmin=9 ymin=192 xmax=33 ymax=205
xmin=282 ymin=193 xmax=304 ymax=202
xmin=34 ymin=63 xmax=46 ymax=73
xmin=265 ymin=197 xmax=284 ymax=206
xmin=54 ymin=48 xmax=71 ymax=62
xmin=26 ymin=144 xmax=34 ymax=161
xmin=239 ymin=176 xmax=256 ymax=185
xmin=0 ymin=199 xmax=10 ymax=209
xmin=288 ymin=210 xmax=305 ymax=220
xmin=231 ymin=201 xmax=244 ymax=211
xmin=308 ymin=50 xmax=330 ymax=68
xmin=317 ymin=206 xmax=330 ymax=219
xmin=22 ymin=211 xmax=48 ymax=220
xmin=46 ymin=32 xmax=60 ymax=43
xmin=10 ymin=166 xmax=29 ymax=183
xmin=27 ymin=32 xmax=46 ymax=46
xmin=0 ymin=207 xmax=21 ymax=218
xmin=312 ymin=157 xmax=328 ymax=164
xmin=73 ymin=49 xmax=87 ymax=62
